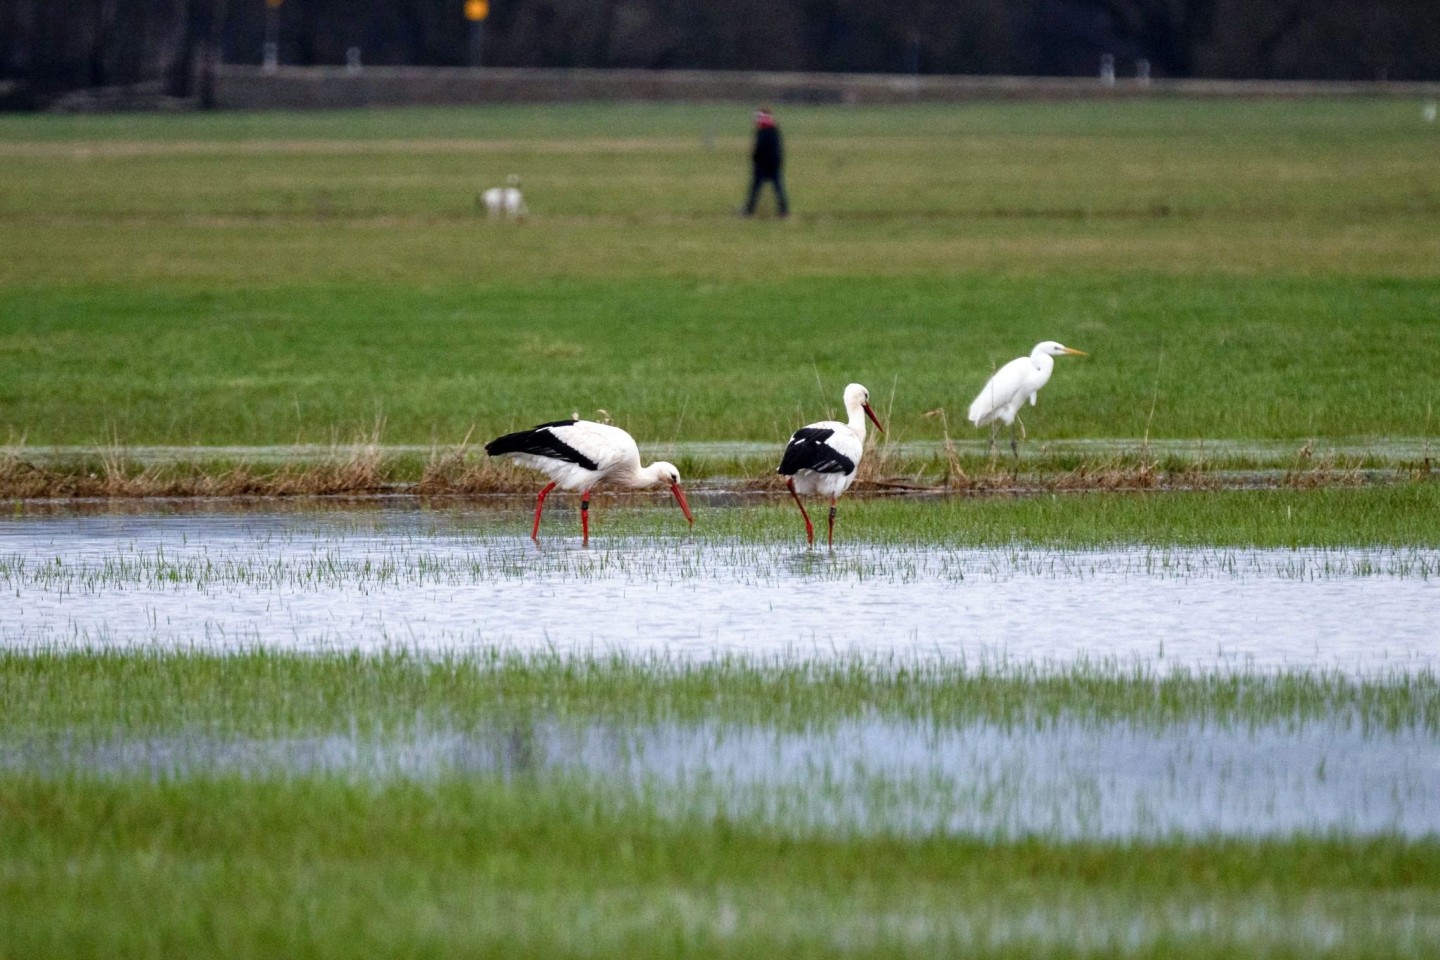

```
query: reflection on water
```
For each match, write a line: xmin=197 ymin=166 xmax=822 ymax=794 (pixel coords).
xmin=6 ymin=715 xmax=1437 ymax=839
xmin=1 ymin=507 xmax=1438 ymax=672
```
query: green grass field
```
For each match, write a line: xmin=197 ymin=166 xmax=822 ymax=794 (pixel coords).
xmin=2 ymin=100 xmax=1438 ymax=456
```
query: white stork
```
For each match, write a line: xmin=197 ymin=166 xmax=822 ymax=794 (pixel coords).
xmin=967 ymin=340 xmax=1087 ymax=459
xmin=777 ymin=382 xmax=884 ymax=547
xmin=484 ymin=419 xmax=693 ymax=545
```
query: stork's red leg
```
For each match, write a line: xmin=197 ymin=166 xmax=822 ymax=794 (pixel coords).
xmin=828 ymin=497 xmax=837 ymax=548
xmin=580 ymin=489 xmax=592 ymax=546
xmin=786 ymin=478 xmax=814 ymax=545
xmin=531 ymin=482 xmax=558 ymax=542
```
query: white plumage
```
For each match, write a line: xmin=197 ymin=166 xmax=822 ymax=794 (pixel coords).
xmin=482 ymin=173 xmax=528 ymax=221
xmin=777 ymin=383 xmax=884 ymax=546
xmin=485 ymin=419 xmax=692 ymax=544
xmin=968 ymin=340 xmax=1086 ymax=458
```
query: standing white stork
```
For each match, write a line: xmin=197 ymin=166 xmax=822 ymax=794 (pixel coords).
xmin=968 ymin=340 xmax=1087 ymax=459
xmin=484 ymin=419 xmax=693 ymax=545
xmin=777 ymin=383 xmax=884 ymax=547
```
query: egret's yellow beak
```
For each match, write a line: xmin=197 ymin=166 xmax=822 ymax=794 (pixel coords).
xmin=1063 ymin=347 xmax=1089 ymax=357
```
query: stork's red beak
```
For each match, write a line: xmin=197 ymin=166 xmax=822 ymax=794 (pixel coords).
xmin=863 ymin=402 xmax=885 ymax=434
xmin=671 ymin=483 xmax=695 ymax=525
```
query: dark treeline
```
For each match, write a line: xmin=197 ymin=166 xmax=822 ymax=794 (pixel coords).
xmin=3 ymin=0 xmax=1438 ymax=107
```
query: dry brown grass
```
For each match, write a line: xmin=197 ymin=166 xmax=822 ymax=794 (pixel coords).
xmin=414 ymin=446 xmax=539 ymax=495
xmin=0 ymin=435 xmax=564 ymax=500
xmin=0 ymin=449 xmax=390 ymax=499
xmin=1279 ymin=441 xmax=1369 ymax=489
xmin=0 ymin=441 xmax=1412 ymax=501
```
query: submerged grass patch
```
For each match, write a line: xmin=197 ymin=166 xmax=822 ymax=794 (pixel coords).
xmin=520 ymin=482 xmax=1440 ymax=548
xmin=3 ymin=648 xmax=1436 ymax=738
xmin=3 ymin=650 xmax=1440 ymax=957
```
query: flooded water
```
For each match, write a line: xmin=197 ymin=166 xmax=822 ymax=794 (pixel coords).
xmin=7 ymin=714 xmax=1438 ymax=839
xmin=1 ymin=505 xmax=1437 ymax=672
xmin=4 ymin=504 xmax=1438 ymax=840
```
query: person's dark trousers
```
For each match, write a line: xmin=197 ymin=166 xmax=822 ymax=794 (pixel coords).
xmin=744 ymin=171 xmax=789 ymax=216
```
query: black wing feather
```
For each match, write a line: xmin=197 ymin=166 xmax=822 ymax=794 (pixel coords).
xmin=485 ymin=421 xmax=599 ymax=471
xmin=777 ymin=427 xmax=854 ymax=476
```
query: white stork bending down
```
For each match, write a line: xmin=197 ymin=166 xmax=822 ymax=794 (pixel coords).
xmin=967 ymin=340 xmax=1087 ymax=460
xmin=485 ymin=419 xmax=693 ymax=545
xmin=777 ymin=383 xmax=884 ymax=547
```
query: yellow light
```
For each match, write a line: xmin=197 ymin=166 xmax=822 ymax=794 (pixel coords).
xmin=464 ymin=0 xmax=489 ymax=20
xmin=265 ymin=0 xmax=283 ymax=8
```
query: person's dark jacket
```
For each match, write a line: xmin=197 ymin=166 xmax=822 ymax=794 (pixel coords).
xmin=752 ymin=126 xmax=783 ymax=176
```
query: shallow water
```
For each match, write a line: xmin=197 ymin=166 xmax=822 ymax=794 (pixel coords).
xmin=1 ymin=506 xmax=1437 ymax=671
xmin=5 ymin=505 xmax=1438 ymax=840
xmin=7 ymin=714 xmax=1438 ymax=839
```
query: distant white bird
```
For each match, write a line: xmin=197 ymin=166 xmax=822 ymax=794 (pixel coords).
xmin=485 ymin=419 xmax=693 ymax=545
xmin=482 ymin=173 xmax=528 ymax=221
xmin=1424 ymin=101 xmax=1438 ymax=123
xmin=777 ymin=383 xmax=883 ymax=547
xmin=968 ymin=341 xmax=1087 ymax=459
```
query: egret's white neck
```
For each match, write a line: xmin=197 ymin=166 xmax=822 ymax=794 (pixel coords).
xmin=1029 ymin=349 xmax=1056 ymax=375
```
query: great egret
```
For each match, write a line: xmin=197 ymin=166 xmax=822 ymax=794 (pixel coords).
xmin=967 ymin=341 xmax=1087 ymax=459
xmin=485 ymin=419 xmax=693 ymax=545
xmin=777 ymin=383 xmax=884 ymax=546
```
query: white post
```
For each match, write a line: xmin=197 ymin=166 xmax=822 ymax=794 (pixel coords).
xmin=1100 ymin=53 xmax=1116 ymax=87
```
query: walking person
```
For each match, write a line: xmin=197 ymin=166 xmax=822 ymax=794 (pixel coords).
xmin=742 ymin=106 xmax=788 ymax=217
